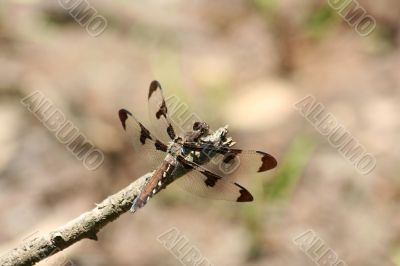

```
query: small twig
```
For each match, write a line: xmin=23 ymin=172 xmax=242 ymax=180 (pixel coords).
xmin=0 ymin=127 xmax=231 ymax=266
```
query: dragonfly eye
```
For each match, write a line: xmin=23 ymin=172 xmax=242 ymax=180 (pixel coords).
xmin=193 ymin=122 xmax=201 ymax=130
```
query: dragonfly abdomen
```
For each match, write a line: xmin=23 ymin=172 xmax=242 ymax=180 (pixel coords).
xmin=130 ymin=160 xmax=176 ymax=212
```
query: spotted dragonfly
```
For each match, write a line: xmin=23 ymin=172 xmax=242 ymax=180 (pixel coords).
xmin=119 ymin=81 xmax=277 ymax=212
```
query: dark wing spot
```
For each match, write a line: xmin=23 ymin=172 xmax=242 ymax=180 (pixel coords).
xmin=222 ymin=150 xmax=242 ymax=164
xmin=177 ymin=156 xmax=194 ymax=170
xmin=118 ymin=109 xmax=132 ymax=130
xmin=148 ymin=80 xmax=160 ymax=99
xmin=202 ymin=170 xmax=220 ymax=187
xmin=166 ymin=124 xmax=176 ymax=140
xmin=223 ymin=153 xmax=236 ymax=164
xmin=176 ymin=156 xmax=220 ymax=186
xmin=139 ymin=123 xmax=152 ymax=145
xmin=193 ymin=121 xmax=201 ymax=130
xmin=155 ymin=140 xmax=168 ymax=152
xmin=234 ymin=182 xmax=254 ymax=202
xmin=156 ymin=100 xmax=168 ymax=119
xmin=256 ymin=151 xmax=278 ymax=172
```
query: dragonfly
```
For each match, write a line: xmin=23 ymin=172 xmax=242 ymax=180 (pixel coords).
xmin=118 ymin=80 xmax=277 ymax=212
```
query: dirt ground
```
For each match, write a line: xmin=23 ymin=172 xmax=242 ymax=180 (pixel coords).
xmin=0 ymin=1 xmax=399 ymax=265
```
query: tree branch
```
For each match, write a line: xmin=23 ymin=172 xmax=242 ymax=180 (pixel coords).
xmin=0 ymin=173 xmax=150 ymax=266
xmin=0 ymin=126 xmax=232 ymax=266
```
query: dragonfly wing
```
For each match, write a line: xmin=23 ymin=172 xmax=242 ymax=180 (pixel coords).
xmin=173 ymin=155 xmax=253 ymax=202
xmin=119 ymin=108 xmax=167 ymax=165
xmin=147 ymin=80 xmax=180 ymax=142
xmin=183 ymin=143 xmax=277 ymax=179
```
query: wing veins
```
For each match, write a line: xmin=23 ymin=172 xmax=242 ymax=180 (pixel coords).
xmin=182 ymin=142 xmax=277 ymax=172
xmin=175 ymin=155 xmax=253 ymax=202
xmin=147 ymin=80 xmax=177 ymax=140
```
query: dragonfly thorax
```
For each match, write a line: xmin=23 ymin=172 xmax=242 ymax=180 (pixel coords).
xmin=184 ymin=121 xmax=210 ymax=143
xmin=167 ymin=140 xmax=183 ymax=157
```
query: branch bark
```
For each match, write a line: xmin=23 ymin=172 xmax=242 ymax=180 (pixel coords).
xmin=0 ymin=126 xmax=232 ymax=266
xmin=0 ymin=173 xmax=150 ymax=266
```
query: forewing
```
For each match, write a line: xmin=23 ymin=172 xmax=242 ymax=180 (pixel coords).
xmin=183 ymin=143 xmax=277 ymax=179
xmin=119 ymin=108 xmax=168 ymax=165
xmin=147 ymin=80 xmax=178 ymax=142
xmin=173 ymin=155 xmax=253 ymax=202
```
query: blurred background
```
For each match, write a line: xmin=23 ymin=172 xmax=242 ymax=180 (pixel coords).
xmin=0 ymin=0 xmax=399 ymax=265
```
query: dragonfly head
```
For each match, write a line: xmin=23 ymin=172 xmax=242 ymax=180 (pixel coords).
xmin=183 ymin=121 xmax=210 ymax=143
xmin=193 ymin=121 xmax=209 ymax=136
